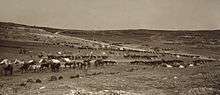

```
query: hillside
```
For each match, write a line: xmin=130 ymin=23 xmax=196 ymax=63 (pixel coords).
xmin=1 ymin=22 xmax=219 ymax=59
xmin=61 ymin=29 xmax=220 ymax=59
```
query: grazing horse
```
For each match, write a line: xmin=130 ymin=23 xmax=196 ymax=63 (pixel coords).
xmin=83 ymin=60 xmax=91 ymax=68
xmin=94 ymin=59 xmax=103 ymax=67
xmin=79 ymin=61 xmax=86 ymax=69
xmin=20 ymin=60 xmax=36 ymax=73
xmin=13 ymin=59 xmax=25 ymax=72
xmin=74 ymin=60 xmax=88 ymax=70
xmin=63 ymin=58 xmax=75 ymax=68
xmin=39 ymin=58 xmax=50 ymax=71
xmin=14 ymin=59 xmax=24 ymax=64
xmin=75 ymin=59 xmax=91 ymax=69
xmin=75 ymin=61 xmax=83 ymax=69
xmin=0 ymin=59 xmax=13 ymax=76
xmin=50 ymin=59 xmax=61 ymax=72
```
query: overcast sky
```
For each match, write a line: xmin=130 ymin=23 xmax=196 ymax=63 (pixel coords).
xmin=0 ymin=0 xmax=220 ymax=30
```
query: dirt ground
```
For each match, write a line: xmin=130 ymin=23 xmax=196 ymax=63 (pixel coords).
xmin=0 ymin=40 xmax=220 ymax=95
xmin=0 ymin=62 xmax=220 ymax=95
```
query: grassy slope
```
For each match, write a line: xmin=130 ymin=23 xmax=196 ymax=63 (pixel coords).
xmin=1 ymin=22 xmax=220 ymax=58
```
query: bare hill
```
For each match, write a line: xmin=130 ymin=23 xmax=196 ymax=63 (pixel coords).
xmin=0 ymin=22 xmax=220 ymax=59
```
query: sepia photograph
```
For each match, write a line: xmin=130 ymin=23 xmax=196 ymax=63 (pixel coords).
xmin=0 ymin=0 xmax=220 ymax=95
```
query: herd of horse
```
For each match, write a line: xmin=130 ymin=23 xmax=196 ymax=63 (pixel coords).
xmin=0 ymin=50 xmax=215 ymax=76
xmin=0 ymin=57 xmax=117 ymax=76
xmin=124 ymin=54 xmax=159 ymax=59
xmin=130 ymin=59 xmax=215 ymax=68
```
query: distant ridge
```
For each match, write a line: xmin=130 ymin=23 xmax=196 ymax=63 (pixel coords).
xmin=0 ymin=21 xmax=219 ymax=32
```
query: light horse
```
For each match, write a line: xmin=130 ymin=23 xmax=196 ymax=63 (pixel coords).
xmin=62 ymin=58 xmax=76 ymax=68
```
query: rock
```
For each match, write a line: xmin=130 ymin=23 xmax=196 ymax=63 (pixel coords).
xmin=174 ymin=76 xmax=178 ymax=79
xmin=166 ymin=64 xmax=173 ymax=68
xmin=142 ymin=67 xmax=147 ymax=70
xmin=57 ymin=51 xmax=62 ymax=55
xmin=39 ymin=86 xmax=45 ymax=89
xmin=36 ymin=79 xmax=42 ymax=83
xmin=162 ymin=77 xmax=168 ymax=80
xmin=179 ymin=65 xmax=185 ymax=68
xmin=49 ymin=76 xmax=57 ymax=81
xmin=58 ymin=76 xmax=63 ymax=80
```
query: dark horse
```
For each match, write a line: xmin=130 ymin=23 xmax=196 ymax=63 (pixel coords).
xmin=40 ymin=63 xmax=50 ymax=70
xmin=1 ymin=64 xmax=13 ymax=76
xmin=39 ymin=58 xmax=50 ymax=71
xmin=94 ymin=59 xmax=103 ymax=67
xmin=78 ymin=60 xmax=91 ymax=69
xmin=48 ymin=59 xmax=61 ymax=72
xmin=50 ymin=63 xmax=61 ymax=72
xmin=0 ymin=59 xmax=13 ymax=76
xmin=20 ymin=60 xmax=36 ymax=73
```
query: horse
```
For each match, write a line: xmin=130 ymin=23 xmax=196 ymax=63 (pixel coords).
xmin=94 ymin=59 xmax=103 ymax=67
xmin=50 ymin=59 xmax=61 ymax=72
xmin=74 ymin=60 xmax=88 ymax=70
xmin=75 ymin=61 xmax=83 ymax=69
xmin=0 ymin=59 xmax=13 ymax=76
xmin=39 ymin=58 xmax=50 ymax=71
xmin=62 ymin=58 xmax=75 ymax=68
xmin=19 ymin=60 xmax=37 ymax=73
xmin=83 ymin=59 xmax=91 ymax=68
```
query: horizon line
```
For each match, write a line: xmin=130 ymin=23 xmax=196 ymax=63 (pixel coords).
xmin=0 ymin=21 xmax=219 ymax=32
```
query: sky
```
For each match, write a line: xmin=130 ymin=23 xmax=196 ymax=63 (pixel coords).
xmin=0 ymin=0 xmax=220 ymax=30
